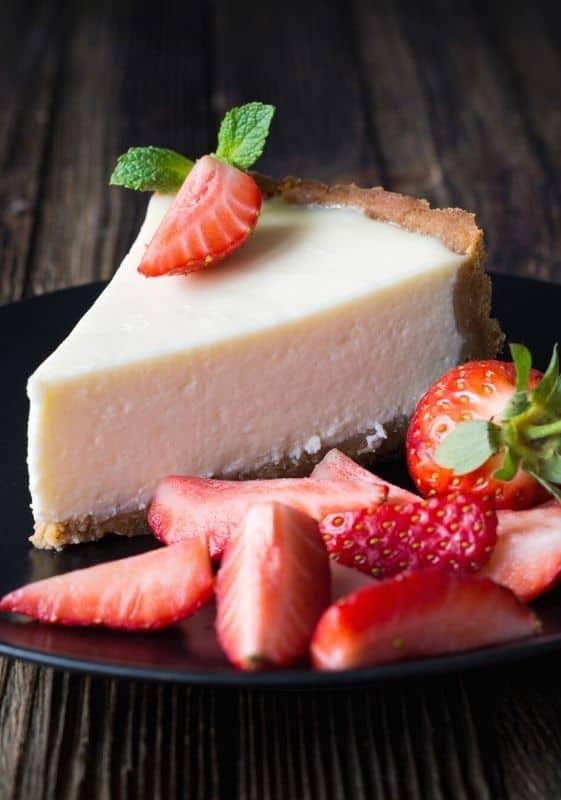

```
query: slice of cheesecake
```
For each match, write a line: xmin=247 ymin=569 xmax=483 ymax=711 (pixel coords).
xmin=28 ymin=176 xmax=502 ymax=548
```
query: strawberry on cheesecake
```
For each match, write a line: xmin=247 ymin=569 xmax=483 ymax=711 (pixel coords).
xmin=27 ymin=104 xmax=502 ymax=549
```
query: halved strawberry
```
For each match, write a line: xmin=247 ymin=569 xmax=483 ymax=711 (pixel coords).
xmin=148 ymin=475 xmax=387 ymax=559
xmin=321 ymin=493 xmax=497 ymax=579
xmin=311 ymin=448 xmax=419 ymax=503
xmin=215 ymin=502 xmax=330 ymax=669
xmin=138 ymin=155 xmax=262 ymax=276
xmin=483 ymin=501 xmax=561 ymax=601
xmin=311 ymin=570 xmax=539 ymax=670
xmin=0 ymin=539 xmax=214 ymax=630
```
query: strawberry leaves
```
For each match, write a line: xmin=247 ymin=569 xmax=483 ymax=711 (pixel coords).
xmin=434 ymin=342 xmax=561 ymax=502
xmin=434 ymin=420 xmax=501 ymax=475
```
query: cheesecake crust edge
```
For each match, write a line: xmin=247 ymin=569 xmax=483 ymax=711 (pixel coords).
xmin=256 ymin=173 xmax=504 ymax=362
xmin=29 ymin=417 xmax=408 ymax=549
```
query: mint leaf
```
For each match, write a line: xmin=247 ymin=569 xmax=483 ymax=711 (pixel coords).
xmin=510 ymin=343 xmax=532 ymax=392
xmin=215 ymin=102 xmax=275 ymax=170
xmin=109 ymin=147 xmax=193 ymax=193
xmin=434 ymin=420 xmax=501 ymax=475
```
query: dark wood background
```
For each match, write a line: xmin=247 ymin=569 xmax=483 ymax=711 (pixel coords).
xmin=2 ymin=0 xmax=561 ymax=796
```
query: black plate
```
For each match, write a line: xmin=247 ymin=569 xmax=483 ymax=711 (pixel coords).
xmin=1 ymin=274 xmax=561 ymax=686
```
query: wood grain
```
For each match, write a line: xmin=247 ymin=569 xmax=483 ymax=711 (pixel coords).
xmin=2 ymin=0 xmax=561 ymax=797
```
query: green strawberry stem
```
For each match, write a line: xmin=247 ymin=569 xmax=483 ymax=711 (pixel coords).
xmin=526 ymin=420 xmax=561 ymax=440
xmin=434 ymin=342 xmax=561 ymax=500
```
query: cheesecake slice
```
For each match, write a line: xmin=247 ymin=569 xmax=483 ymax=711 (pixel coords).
xmin=28 ymin=176 xmax=502 ymax=548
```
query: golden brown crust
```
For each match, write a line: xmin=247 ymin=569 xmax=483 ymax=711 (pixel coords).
xmin=30 ymin=510 xmax=150 ymax=550
xmin=255 ymin=174 xmax=483 ymax=256
xmin=32 ymin=176 xmax=503 ymax=549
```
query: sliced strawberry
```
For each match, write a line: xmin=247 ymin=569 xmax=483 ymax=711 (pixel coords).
xmin=215 ymin=502 xmax=330 ymax=669
xmin=330 ymin=560 xmax=374 ymax=602
xmin=149 ymin=475 xmax=387 ymax=559
xmin=311 ymin=570 xmax=539 ymax=670
xmin=138 ymin=155 xmax=262 ymax=276
xmin=321 ymin=493 xmax=497 ymax=579
xmin=483 ymin=501 xmax=561 ymax=601
xmin=311 ymin=448 xmax=419 ymax=503
xmin=0 ymin=539 xmax=214 ymax=630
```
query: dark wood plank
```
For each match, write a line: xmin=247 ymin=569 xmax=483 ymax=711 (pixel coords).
xmin=476 ymin=0 xmax=561 ymax=281
xmin=366 ymin=0 xmax=553 ymax=282
xmin=0 ymin=0 xmax=64 ymax=304
xmin=348 ymin=0 xmax=449 ymax=205
xmin=23 ymin=0 xmax=212 ymax=298
xmin=212 ymin=0 xmax=383 ymax=184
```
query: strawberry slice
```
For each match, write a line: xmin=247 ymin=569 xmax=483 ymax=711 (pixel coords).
xmin=483 ymin=501 xmax=561 ymax=601
xmin=148 ymin=475 xmax=387 ymax=559
xmin=321 ymin=493 xmax=497 ymax=579
xmin=216 ymin=502 xmax=330 ymax=669
xmin=0 ymin=539 xmax=214 ymax=630
xmin=138 ymin=155 xmax=262 ymax=276
xmin=311 ymin=570 xmax=539 ymax=670
xmin=330 ymin=560 xmax=374 ymax=602
xmin=311 ymin=448 xmax=419 ymax=503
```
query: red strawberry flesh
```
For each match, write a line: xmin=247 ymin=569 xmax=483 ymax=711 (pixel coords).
xmin=312 ymin=448 xmax=419 ymax=504
xmin=138 ymin=155 xmax=262 ymax=276
xmin=321 ymin=493 xmax=497 ymax=579
xmin=0 ymin=539 xmax=214 ymax=630
xmin=483 ymin=501 xmax=561 ymax=601
xmin=311 ymin=570 xmax=539 ymax=670
xmin=149 ymin=475 xmax=387 ymax=559
xmin=216 ymin=502 xmax=330 ymax=669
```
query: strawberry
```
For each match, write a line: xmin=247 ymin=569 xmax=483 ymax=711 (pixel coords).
xmin=321 ymin=493 xmax=497 ymax=579
xmin=215 ymin=502 xmax=330 ymax=669
xmin=483 ymin=501 xmax=561 ymax=601
xmin=311 ymin=448 xmax=419 ymax=503
xmin=138 ymin=155 xmax=262 ymax=276
xmin=330 ymin=560 xmax=374 ymax=602
xmin=311 ymin=569 xmax=540 ymax=670
xmin=0 ymin=539 xmax=213 ymax=630
xmin=148 ymin=475 xmax=387 ymax=559
xmin=406 ymin=344 xmax=561 ymax=510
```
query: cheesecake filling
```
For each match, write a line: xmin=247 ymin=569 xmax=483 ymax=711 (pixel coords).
xmin=28 ymin=195 xmax=467 ymax=527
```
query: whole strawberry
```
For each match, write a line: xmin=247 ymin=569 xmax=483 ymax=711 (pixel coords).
xmin=407 ymin=344 xmax=561 ymax=510
xmin=320 ymin=493 xmax=497 ymax=579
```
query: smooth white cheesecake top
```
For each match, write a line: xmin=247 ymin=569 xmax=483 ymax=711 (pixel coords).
xmin=31 ymin=196 xmax=465 ymax=384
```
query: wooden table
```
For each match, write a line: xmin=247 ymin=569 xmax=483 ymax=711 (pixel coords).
xmin=2 ymin=0 xmax=561 ymax=796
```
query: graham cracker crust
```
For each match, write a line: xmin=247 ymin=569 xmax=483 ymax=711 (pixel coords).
xmin=30 ymin=177 xmax=503 ymax=549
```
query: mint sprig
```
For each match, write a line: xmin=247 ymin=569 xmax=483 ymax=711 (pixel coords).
xmin=215 ymin=102 xmax=275 ymax=171
xmin=434 ymin=342 xmax=561 ymax=501
xmin=110 ymin=101 xmax=276 ymax=193
xmin=109 ymin=147 xmax=193 ymax=193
